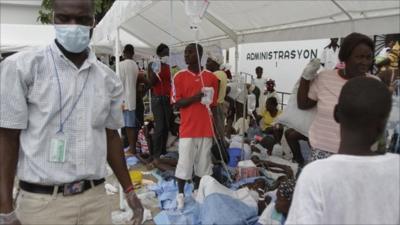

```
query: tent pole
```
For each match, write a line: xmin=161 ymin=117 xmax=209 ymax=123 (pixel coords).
xmin=115 ymin=27 xmax=121 ymax=139
xmin=234 ymin=42 xmax=239 ymax=76
xmin=235 ymin=41 xmax=246 ymax=158
xmin=115 ymin=27 xmax=126 ymax=211
xmin=115 ymin=27 xmax=121 ymax=78
xmin=241 ymin=73 xmax=247 ymax=160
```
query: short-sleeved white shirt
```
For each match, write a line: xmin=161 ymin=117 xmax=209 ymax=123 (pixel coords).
xmin=118 ymin=59 xmax=138 ymax=110
xmin=0 ymin=42 xmax=124 ymax=184
xmin=286 ymin=153 xmax=400 ymax=225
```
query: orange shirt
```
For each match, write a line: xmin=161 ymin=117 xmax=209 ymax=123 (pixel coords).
xmin=173 ymin=69 xmax=219 ymax=138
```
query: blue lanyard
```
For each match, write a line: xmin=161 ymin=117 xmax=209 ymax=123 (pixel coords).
xmin=49 ymin=48 xmax=90 ymax=133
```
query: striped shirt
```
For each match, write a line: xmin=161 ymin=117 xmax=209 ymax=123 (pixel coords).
xmin=308 ymin=70 xmax=347 ymax=153
xmin=0 ymin=42 xmax=124 ymax=184
xmin=308 ymin=70 xmax=376 ymax=153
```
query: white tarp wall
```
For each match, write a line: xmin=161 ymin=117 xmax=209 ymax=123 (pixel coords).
xmin=0 ymin=1 xmax=41 ymax=25
xmin=0 ymin=24 xmax=55 ymax=53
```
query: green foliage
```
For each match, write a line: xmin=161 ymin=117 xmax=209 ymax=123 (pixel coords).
xmin=37 ymin=0 xmax=52 ymax=24
xmin=37 ymin=0 xmax=115 ymax=24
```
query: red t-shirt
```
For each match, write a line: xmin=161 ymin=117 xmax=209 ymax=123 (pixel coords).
xmin=173 ymin=69 xmax=219 ymax=138
xmin=152 ymin=63 xmax=171 ymax=96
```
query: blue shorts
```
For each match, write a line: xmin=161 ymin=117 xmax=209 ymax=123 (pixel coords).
xmin=123 ymin=110 xmax=136 ymax=128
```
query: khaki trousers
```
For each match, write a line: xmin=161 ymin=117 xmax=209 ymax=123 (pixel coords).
xmin=16 ymin=183 xmax=111 ymax=225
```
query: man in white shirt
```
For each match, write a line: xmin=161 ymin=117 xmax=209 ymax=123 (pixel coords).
xmin=119 ymin=44 xmax=139 ymax=155
xmin=0 ymin=1 xmax=143 ymax=224
xmin=286 ymin=77 xmax=399 ymax=225
xmin=254 ymin=66 xmax=267 ymax=113
xmin=320 ymin=38 xmax=340 ymax=70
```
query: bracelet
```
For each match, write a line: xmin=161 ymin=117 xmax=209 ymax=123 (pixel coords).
xmin=124 ymin=185 xmax=134 ymax=194
xmin=0 ymin=210 xmax=17 ymax=224
xmin=0 ymin=211 xmax=15 ymax=217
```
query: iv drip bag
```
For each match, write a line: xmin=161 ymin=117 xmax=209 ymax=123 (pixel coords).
xmin=184 ymin=0 xmax=209 ymax=29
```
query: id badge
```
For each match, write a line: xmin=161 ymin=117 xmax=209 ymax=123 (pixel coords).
xmin=49 ymin=133 xmax=66 ymax=163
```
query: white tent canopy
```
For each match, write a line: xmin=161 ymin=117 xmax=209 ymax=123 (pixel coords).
xmin=93 ymin=0 xmax=400 ymax=52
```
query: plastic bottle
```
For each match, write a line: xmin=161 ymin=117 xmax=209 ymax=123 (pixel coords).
xmin=201 ymin=87 xmax=214 ymax=105
xmin=247 ymin=94 xmax=256 ymax=112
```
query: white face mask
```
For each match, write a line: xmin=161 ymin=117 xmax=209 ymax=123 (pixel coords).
xmin=160 ymin=56 xmax=169 ymax=64
xmin=55 ymin=25 xmax=91 ymax=53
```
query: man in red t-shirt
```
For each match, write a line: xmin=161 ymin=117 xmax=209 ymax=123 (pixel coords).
xmin=148 ymin=43 xmax=172 ymax=158
xmin=172 ymin=43 xmax=219 ymax=210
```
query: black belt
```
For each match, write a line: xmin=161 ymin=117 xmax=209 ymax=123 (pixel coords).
xmin=152 ymin=95 xmax=169 ymax=98
xmin=19 ymin=178 xmax=105 ymax=196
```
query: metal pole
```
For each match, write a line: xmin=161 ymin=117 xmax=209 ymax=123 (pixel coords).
xmin=241 ymin=72 xmax=247 ymax=160
xmin=115 ymin=28 xmax=121 ymax=79
xmin=115 ymin=27 xmax=126 ymax=211
xmin=234 ymin=42 xmax=239 ymax=76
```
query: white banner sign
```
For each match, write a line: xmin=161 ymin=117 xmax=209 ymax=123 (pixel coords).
xmin=238 ymin=39 xmax=330 ymax=93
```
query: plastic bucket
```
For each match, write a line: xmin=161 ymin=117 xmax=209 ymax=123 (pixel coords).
xmin=129 ymin=170 xmax=143 ymax=188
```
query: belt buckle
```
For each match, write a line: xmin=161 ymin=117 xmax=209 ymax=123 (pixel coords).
xmin=63 ymin=181 xmax=85 ymax=196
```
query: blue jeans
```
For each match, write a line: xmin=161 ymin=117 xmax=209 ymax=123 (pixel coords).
xmin=123 ymin=110 xmax=136 ymax=128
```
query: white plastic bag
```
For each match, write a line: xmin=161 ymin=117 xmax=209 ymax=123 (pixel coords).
xmin=276 ymin=78 xmax=316 ymax=137
xmin=201 ymin=87 xmax=214 ymax=106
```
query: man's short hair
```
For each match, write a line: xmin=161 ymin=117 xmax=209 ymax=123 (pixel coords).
xmin=337 ymin=77 xmax=392 ymax=129
xmin=156 ymin=43 xmax=169 ymax=56
xmin=52 ymin=0 xmax=95 ymax=10
xmin=266 ymin=96 xmax=278 ymax=107
xmin=338 ymin=32 xmax=374 ymax=62
xmin=186 ymin=43 xmax=203 ymax=57
xmin=123 ymin=44 xmax=134 ymax=55
xmin=256 ymin=66 xmax=263 ymax=71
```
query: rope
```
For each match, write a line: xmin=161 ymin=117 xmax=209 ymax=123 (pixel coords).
xmin=193 ymin=27 xmax=233 ymax=183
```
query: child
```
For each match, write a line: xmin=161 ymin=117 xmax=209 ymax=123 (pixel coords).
xmin=247 ymin=116 xmax=263 ymax=140
xmin=257 ymin=179 xmax=296 ymax=225
xmin=286 ymin=77 xmax=399 ymax=224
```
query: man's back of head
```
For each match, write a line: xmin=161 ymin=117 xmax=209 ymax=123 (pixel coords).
xmin=123 ymin=44 xmax=135 ymax=59
xmin=156 ymin=43 xmax=169 ymax=57
xmin=335 ymin=77 xmax=392 ymax=149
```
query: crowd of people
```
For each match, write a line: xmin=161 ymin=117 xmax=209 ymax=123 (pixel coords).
xmin=0 ymin=0 xmax=399 ymax=224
